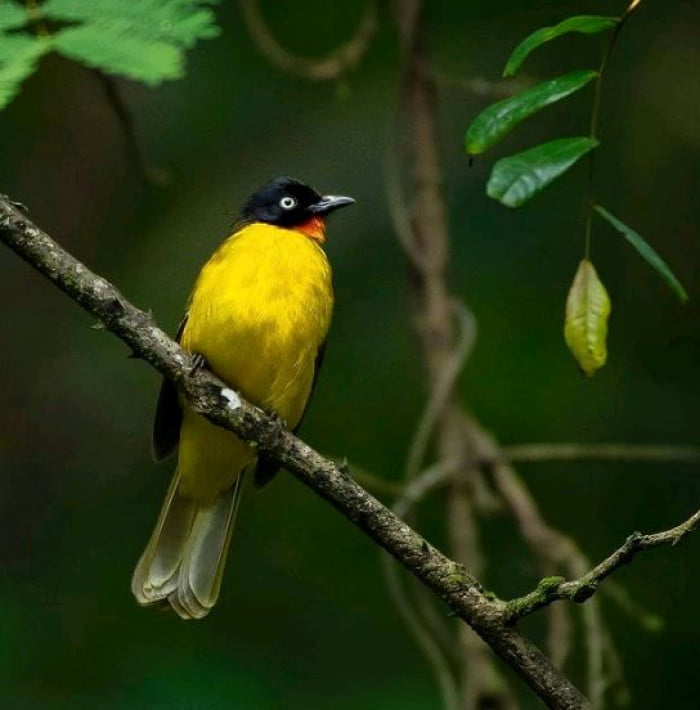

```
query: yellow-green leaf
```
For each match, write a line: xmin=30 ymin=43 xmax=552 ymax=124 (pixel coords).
xmin=564 ymin=259 xmax=611 ymax=377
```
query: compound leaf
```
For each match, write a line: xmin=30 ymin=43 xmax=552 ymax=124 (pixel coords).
xmin=43 ymin=0 xmax=220 ymax=48
xmin=0 ymin=35 xmax=51 ymax=110
xmin=53 ymin=21 xmax=183 ymax=84
xmin=0 ymin=1 xmax=27 ymax=31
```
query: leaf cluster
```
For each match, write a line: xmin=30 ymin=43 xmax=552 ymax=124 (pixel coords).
xmin=464 ymin=8 xmax=688 ymax=375
xmin=0 ymin=0 xmax=221 ymax=110
xmin=465 ymin=15 xmax=616 ymax=205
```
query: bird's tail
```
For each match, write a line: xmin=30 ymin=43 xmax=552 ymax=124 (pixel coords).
xmin=131 ymin=470 xmax=244 ymax=619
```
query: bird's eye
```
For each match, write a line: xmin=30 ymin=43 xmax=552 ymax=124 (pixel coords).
xmin=279 ymin=196 xmax=297 ymax=210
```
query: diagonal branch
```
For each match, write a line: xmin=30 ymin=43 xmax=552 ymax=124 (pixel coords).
xmin=505 ymin=509 xmax=700 ymax=621
xmin=0 ymin=194 xmax=589 ymax=710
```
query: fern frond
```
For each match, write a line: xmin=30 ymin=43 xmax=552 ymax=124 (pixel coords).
xmin=43 ymin=0 xmax=220 ymax=49
xmin=0 ymin=34 xmax=51 ymax=109
xmin=0 ymin=0 xmax=221 ymax=109
xmin=53 ymin=20 xmax=182 ymax=84
xmin=0 ymin=2 xmax=28 ymax=32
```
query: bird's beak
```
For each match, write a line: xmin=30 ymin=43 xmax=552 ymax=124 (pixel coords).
xmin=309 ymin=195 xmax=356 ymax=216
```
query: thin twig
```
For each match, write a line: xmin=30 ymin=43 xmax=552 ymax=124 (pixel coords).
xmin=404 ymin=301 xmax=477 ymax=481
xmin=383 ymin=462 xmax=463 ymax=710
xmin=505 ymin=509 xmax=700 ymax=620
xmin=546 ymin=601 xmax=572 ymax=670
xmin=381 ymin=553 xmax=461 ymax=710
xmin=486 ymin=454 xmax=608 ymax=701
xmin=92 ymin=71 xmax=169 ymax=186
xmin=384 ymin=124 xmax=427 ymax=270
xmin=392 ymin=1 xmax=517 ymax=705
xmin=384 ymin=458 xmax=465 ymax=707
xmin=504 ymin=442 xmax=700 ymax=464
xmin=581 ymin=599 xmax=606 ymax=707
xmin=601 ymin=628 xmax=630 ymax=706
xmin=25 ymin=0 xmax=49 ymax=37
xmin=584 ymin=0 xmax=641 ymax=257
xmin=432 ymin=71 xmax=535 ymax=98
xmin=342 ymin=461 xmax=405 ymax=497
xmin=394 ymin=460 xmax=456 ymax=517
xmin=239 ymin=0 xmax=378 ymax=80
xmin=602 ymin=581 xmax=663 ymax=632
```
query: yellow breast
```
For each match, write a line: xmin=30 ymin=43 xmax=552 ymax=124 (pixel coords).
xmin=182 ymin=222 xmax=333 ymax=422
xmin=177 ymin=223 xmax=333 ymax=500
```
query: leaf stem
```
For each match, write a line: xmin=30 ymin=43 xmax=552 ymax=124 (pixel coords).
xmin=584 ymin=1 xmax=641 ymax=258
xmin=24 ymin=0 xmax=49 ymax=38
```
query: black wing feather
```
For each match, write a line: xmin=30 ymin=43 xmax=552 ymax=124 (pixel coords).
xmin=151 ymin=317 xmax=187 ymax=462
xmin=254 ymin=340 xmax=327 ymax=488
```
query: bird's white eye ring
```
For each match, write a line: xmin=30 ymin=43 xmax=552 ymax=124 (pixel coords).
xmin=279 ymin=196 xmax=297 ymax=210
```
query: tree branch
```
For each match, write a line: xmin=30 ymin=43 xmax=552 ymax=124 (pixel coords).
xmin=0 ymin=193 xmax=590 ymax=710
xmin=392 ymin=2 xmax=518 ymax=704
xmin=505 ymin=509 xmax=700 ymax=621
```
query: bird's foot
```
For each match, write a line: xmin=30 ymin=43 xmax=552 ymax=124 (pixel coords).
xmin=7 ymin=197 xmax=29 ymax=213
xmin=188 ymin=352 xmax=208 ymax=376
xmin=266 ymin=409 xmax=288 ymax=429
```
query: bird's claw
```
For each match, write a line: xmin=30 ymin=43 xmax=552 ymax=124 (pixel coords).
xmin=189 ymin=352 xmax=208 ymax=376
xmin=10 ymin=198 xmax=29 ymax=213
xmin=265 ymin=410 xmax=287 ymax=429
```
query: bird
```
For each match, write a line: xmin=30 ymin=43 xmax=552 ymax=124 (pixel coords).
xmin=131 ymin=176 xmax=355 ymax=619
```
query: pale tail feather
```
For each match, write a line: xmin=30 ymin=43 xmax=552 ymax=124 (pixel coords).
xmin=169 ymin=474 xmax=244 ymax=619
xmin=131 ymin=469 xmax=196 ymax=604
xmin=131 ymin=470 xmax=245 ymax=619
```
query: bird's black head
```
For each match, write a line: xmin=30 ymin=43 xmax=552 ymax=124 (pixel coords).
xmin=240 ymin=176 xmax=355 ymax=229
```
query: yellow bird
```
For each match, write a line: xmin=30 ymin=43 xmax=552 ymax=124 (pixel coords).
xmin=131 ymin=177 xmax=354 ymax=619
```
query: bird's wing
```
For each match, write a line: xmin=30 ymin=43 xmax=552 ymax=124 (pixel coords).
xmin=253 ymin=339 xmax=327 ymax=488
xmin=151 ymin=316 xmax=187 ymax=462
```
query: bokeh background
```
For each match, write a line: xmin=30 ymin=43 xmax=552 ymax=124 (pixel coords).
xmin=1 ymin=1 xmax=698 ymax=708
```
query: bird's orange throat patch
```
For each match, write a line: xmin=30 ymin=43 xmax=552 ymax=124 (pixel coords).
xmin=295 ymin=216 xmax=326 ymax=243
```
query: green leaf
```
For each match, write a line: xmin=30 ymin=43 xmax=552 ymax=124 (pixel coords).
xmin=0 ymin=2 xmax=27 ymax=31
xmin=564 ymin=259 xmax=611 ymax=377
xmin=504 ymin=15 xmax=618 ymax=77
xmin=53 ymin=21 xmax=182 ymax=84
xmin=594 ymin=205 xmax=688 ymax=303
xmin=1 ymin=1 xmax=221 ymax=105
xmin=42 ymin=0 xmax=220 ymax=48
xmin=0 ymin=35 xmax=51 ymax=110
xmin=465 ymin=70 xmax=597 ymax=155
xmin=487 ymin=137 xmax=598 ymax=208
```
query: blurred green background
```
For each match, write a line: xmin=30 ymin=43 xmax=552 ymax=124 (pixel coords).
xmin=1 ymin=1 xmax=698 ymax=708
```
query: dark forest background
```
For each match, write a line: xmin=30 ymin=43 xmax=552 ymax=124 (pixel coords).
xmin=0 ymin=1 xmax=698 ymax=708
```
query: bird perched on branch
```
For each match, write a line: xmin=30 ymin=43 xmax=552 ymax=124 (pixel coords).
xmin=131 ymin=177 xmax=354 ymax=619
